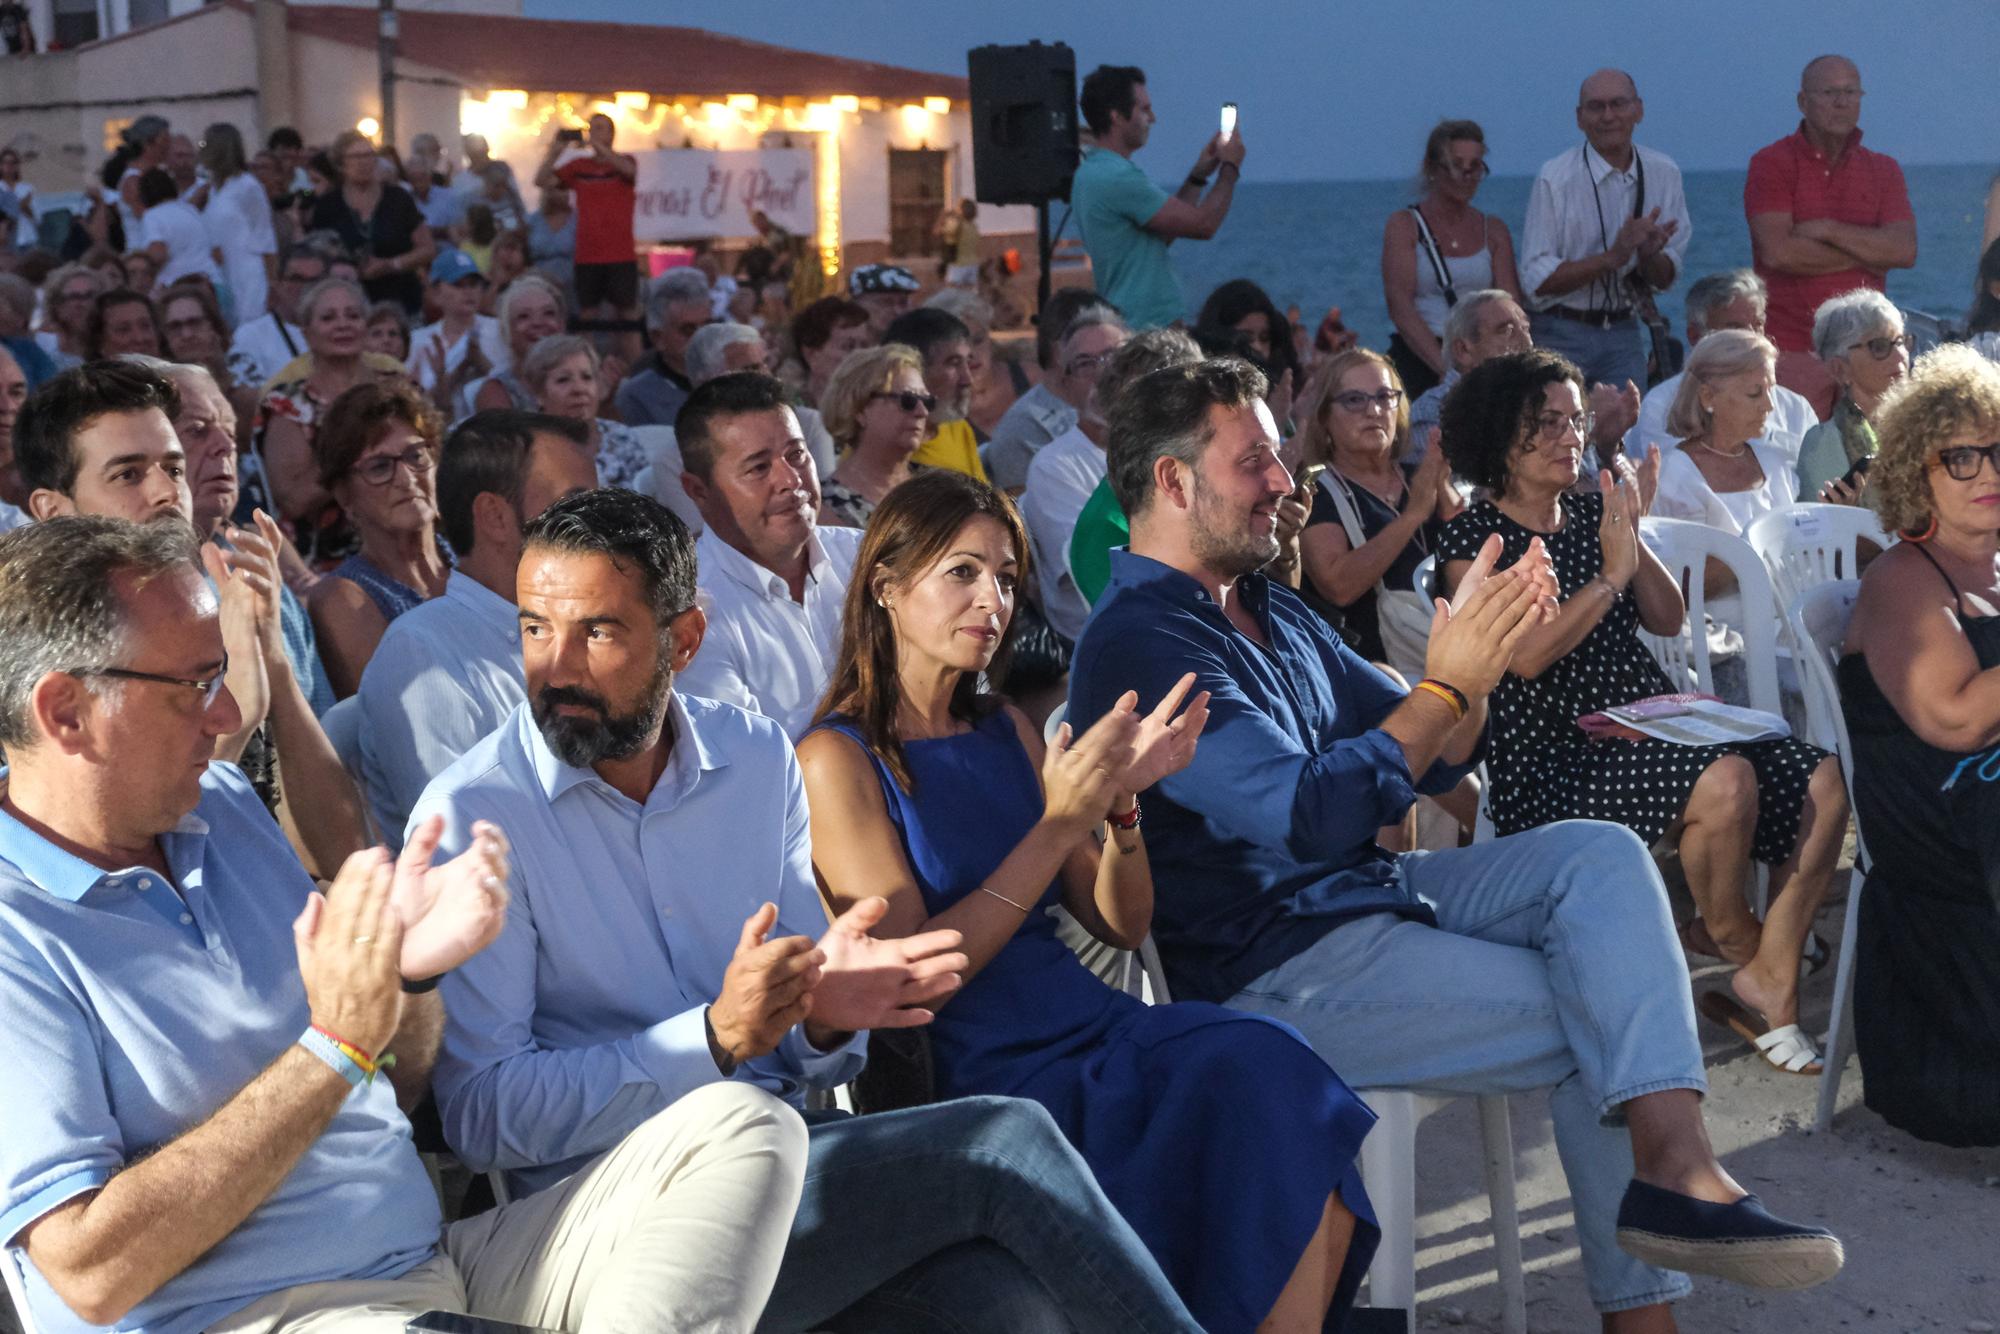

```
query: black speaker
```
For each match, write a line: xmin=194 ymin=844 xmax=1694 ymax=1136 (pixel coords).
xmin=967 ymin=41 xmax=1078 ymax=206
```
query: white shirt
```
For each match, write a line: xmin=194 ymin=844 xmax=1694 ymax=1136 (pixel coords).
xmin=140 ymin=199 xmax=221 ymax=287
xmin=1626 ymin=372 xmax=1818 ymax=469
xmin=679 ymin=524 xmax=862 ymax=740
xmin=1519 ymin=143 xmax=1691 ymax=314
xmin=1020 ymin=424 xmax=1108 ymax=641
xmin=1651 ymin=440 xmax=1796 ymax=631
xmin=406 ymin=314 xmax=509 ymax=392
xmin=356 ymin=571 xmax=525 ymax=849
xmin=227 ymin=312 xmax=305 ymax=388
xmin=204 ymin=173 xmax=277 ymax=325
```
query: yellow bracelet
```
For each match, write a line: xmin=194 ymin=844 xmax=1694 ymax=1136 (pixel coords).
xmin=1413 ymin=678 xmax=1469 ymax=720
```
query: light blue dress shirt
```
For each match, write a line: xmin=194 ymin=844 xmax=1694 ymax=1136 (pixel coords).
xmin=0 ymin=763 xmax=439 ymax=1334
xmin=358 ymin=571 xmax=525 ymax=847
xmin=416 ymin=693 xmax=866 ymax=1197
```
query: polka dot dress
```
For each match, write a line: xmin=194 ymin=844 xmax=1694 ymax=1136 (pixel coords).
xmin=1437 ymin=493 xmax=1827 ymax=865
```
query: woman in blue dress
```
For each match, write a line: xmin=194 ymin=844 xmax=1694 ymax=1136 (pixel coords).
xmin=797 ymin=470 xmax=1380 ymax=1333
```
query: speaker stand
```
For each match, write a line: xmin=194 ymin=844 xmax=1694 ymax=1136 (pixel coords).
xmin=1036 ymin=199 xmax=1055 ymax=321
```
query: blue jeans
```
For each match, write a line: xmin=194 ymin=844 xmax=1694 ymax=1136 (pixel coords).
xmin=757 ymin=1096 xmax=1201 ymax=1333
xmin=1530 ymin=311 xmax=1649 ymax=390
xmin=1228 ymin=820 xmax=1704 ymax=1313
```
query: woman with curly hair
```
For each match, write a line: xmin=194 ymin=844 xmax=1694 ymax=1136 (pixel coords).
xmin=1839 ymin=343 xmax=2000 ymax=1144
xmin=1436 ymin=349 xmax=1848 ymax=1075
xmin=306 ymin=377 xmax=451 ymax=696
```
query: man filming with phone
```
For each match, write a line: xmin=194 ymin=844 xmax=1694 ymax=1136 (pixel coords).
xmin=538 ymin=114 xmax=641 ymax=361
xmin=1071 ymin=65 xmax=1245 ymax=329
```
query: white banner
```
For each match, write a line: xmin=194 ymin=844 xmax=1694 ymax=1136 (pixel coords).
xmin=630 ymin=148 xmax=815 ymax=243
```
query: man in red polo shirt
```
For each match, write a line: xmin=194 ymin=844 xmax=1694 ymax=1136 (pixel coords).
xmin=1744 ymin=54 xmax=1916 ymax=416
xmin=539 ymin=114 xmax=640 ymax=360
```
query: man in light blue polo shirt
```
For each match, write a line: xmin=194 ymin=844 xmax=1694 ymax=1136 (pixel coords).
xmin=416 ymin=488 xmax=1205 ymax=1333
xmin=358 ymin=409 xmax=599 ymax=846
xmin=1069 ymin=64 xmax=1246 ymax=330
xmin=0 ymin=516 xmax=811 ymax=1333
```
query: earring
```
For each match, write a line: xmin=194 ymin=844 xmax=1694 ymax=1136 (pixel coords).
xmin=1900 ymin=514 xmax=1938 ymax=543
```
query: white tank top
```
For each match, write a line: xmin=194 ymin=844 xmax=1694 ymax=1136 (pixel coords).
xmin=1408 ymin=205 xmax=1496 ymax=339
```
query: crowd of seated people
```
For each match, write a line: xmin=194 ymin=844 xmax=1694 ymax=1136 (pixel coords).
xmin=13 ymin=52 xmax=2000 ymax=1330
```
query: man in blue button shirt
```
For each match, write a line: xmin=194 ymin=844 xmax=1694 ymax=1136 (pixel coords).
xmin=416 ymin=488 xmax=1204 ymax=1333
xmin=1071 ymin=65 xmax=1244 ymax=330
xmin=0 ymin=516 xmax=809 ymax=1334
xmin=1069 ymin=358 xmax=1844 ymax=1326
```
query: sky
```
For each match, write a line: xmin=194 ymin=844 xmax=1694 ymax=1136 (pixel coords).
xmin=520 ymin=0 xmax=2000 ymax=182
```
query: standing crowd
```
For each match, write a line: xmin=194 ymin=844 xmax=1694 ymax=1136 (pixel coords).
xmin=0 ymin=42 xmax=1992 ymax=1334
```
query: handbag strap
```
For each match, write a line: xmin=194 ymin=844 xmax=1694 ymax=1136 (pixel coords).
xmin=1406 ymin=205 xmax=1458 ymax=308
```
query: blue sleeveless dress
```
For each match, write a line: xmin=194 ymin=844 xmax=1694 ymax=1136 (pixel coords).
xmin=329 ymin=552 xmax=429 ymax=623
xmin=817 ymin=709 xmax=1380 ymax=1333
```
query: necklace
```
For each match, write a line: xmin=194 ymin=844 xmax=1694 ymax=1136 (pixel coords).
xmin=1690 ymin=439 xmax=1751 ymax=460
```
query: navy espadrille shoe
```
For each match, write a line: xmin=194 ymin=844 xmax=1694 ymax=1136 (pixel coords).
xmin=1616 ymin=1180 xmax=1844 ymax=1290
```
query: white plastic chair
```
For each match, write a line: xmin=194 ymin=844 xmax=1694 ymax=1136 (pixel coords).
xmin=1634 ymin=517 xmax=1784 ymax=713
xmin=1042 ymin=700 xmax=1067 ymax=746
xmin=1786 ymin=581 xmax=1869 ymax=1132
xmin=1410 ymin=554 xmax=1435 ymax=602
xmin=1129 ymin=938 xmax=1524 ymax=1334
xmin=1746 ymin=505 xmax=1889 ymax=640
xmin=4 ymin=1246 xmax=41 ymax=1334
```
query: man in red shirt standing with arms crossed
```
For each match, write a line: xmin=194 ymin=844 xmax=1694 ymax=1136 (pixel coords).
xmin=540 ymin=114 xmax=641 ymax=362
xmin=1744 ymin=54 xmax=1916 ymax=418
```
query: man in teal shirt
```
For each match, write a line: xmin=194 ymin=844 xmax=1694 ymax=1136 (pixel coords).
xmin=1070 ymin=65 xmax=1246 ymax=329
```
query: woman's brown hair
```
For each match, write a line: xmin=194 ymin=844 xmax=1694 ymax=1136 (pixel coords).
xmin=812 ymin=469 xmax=1032 ymax=791
xmin=313 ymin=377 xmax=442 ymax=488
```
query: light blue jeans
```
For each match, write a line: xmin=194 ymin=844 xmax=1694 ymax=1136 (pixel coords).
xmin=1530 ymin=311 xmax=1650 ymax=391
xmin=758 ymin=1095 xmax=1201 ymax=1333
xmin=1228 ymin=820 xmax=1704 ymax=1313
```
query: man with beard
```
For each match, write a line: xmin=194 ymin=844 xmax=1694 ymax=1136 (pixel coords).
xmin=15 ymin=359 xmax=368 ymax=875
xmin=412 ymin=488 xmax=1208 ymax=1334
xmin=881 ymin=306 xmax=988 ymax=482
xmin=357 ymin=410 xmax=599 ymax=845
xmin=1067 ymin=356 xmax=1846 ymax=1326
xmin=673 ymin=372 xmax=859 ymax=740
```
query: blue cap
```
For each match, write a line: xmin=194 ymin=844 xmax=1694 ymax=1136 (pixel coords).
xmin=429 ymin=248 xmax=484 ymax=284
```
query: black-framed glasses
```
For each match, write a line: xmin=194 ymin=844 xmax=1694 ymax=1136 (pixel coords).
xmin=1330 ymin=388 xmax=1403 ymax=414
xmin=1535 ymin=410 xmax=1595 ymax=441
xmin=352 ymin=447 xmax=437 ymax=486
xmin=1580 ymin=96 xmax=1637 ymax=116
xmin=69 ymin=653 xmax=230 ymax=710
xmin=871 ymin=390 xmax=937 ymax=414
xmin=1937 ymin=443 xmax=2000 ymax=482
xmin=1848 ymin=333 xmax=1913 ymax=360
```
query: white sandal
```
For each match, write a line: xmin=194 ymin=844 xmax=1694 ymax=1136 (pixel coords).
xmin=1751 ymin=1024 xmax=1823 ymax=1075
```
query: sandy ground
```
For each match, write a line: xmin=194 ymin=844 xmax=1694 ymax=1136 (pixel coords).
xmin=1396 ymin=869 xmax=2000 ymax=1333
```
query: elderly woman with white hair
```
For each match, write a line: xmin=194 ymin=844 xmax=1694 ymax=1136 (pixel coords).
xmin=462 ymin=274 xmax=567 ymax=417
xmin=520 ymin=332 xmax=648 ymax=489
xmin=1796 ymin=288 xmax=1912 ymax=501
xmin=672 ymin=322 xmax=837 ymax=485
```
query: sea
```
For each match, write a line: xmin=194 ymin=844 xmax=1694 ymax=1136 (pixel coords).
xmin=1165 ymin=162 xmax=1994 ymax=352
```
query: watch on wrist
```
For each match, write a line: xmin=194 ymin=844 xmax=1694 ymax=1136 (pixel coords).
xmin=704 ymin=1005 xmax=739 ymax=1077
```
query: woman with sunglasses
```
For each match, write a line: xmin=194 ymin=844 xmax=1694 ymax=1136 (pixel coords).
xmin=1438 ymin=349 xmax=1847 ymax=1077
xmin=1839 ymin=344 xmax=2000 ymax=1146
xmin=1299 ymin=348 xmax=1461 ymax=678
xmin=306 ymin=378 xmax=450 ymax=697
xmin=1380 ymin=119 xmax=1522 ymax=400
xmin=1797 ymin=289 xmax=1912 ymax=502
xmin=819 ymin=342 xmax=934 ymax=528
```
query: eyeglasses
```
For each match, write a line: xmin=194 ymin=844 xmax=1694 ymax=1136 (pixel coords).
xmin=871 ymin=390 xmax=937 ymax=414
xmin=1445 ymin=159 xmax=1491 ymax=181
xmin=1330 ymin=388 xmax=1403 ymax=414
xmin=1580 ymin=96 xmax=1637 ymax=116
xmin=1848 ymin=333 xmax=1912 ymax=360
xmin=69 ymin=653 xmax=230 ymax=710
xmin=1937 ymin=443 xmax=2000 ymax=482
xmin=351 ymin=446 xmax=436 ymax=486
xmin=1535 ymin=410 xmax=1596 ymax=441
xmin=1065 ymin=351 xmax=1115 ymax=377
xmin=1806 ymin=86 xmax=1864 ymax=102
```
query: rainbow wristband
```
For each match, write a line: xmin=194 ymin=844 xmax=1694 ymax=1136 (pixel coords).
xmin=299 ymin=1027 xmax=371 ymax=1087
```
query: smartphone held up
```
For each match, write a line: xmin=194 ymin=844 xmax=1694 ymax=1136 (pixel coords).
xmin=1219 ymin=102 xmax=1238 ymax=143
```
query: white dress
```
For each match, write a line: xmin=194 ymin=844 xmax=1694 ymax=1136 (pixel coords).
xmin=1651 ymin=439 xmax=1796 ymax=631
xmin=204 ymin=173 xmax=277 ymax=325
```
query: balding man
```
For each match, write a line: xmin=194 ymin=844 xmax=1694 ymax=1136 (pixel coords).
xmin=1520 ymin=69 xmax=1690 ymax=391
xmin=1745 ymin=54 xmax=1916 ymax=415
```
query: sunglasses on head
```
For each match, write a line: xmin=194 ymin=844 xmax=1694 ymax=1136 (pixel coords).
xmin=872 ymin=389 xmax=937 ymax=414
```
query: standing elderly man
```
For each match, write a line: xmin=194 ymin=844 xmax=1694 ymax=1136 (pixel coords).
xmin=1070 ymin=65 xmax=1244 ymax=330
xmin=1745 ymin=54 xmax=1916 ymax=417
xmin=357 ymin=410 xmax=600 ymax=846
xmin=881 ymin=306 xmax=988 ymax=481
xmin=0 ymin=515 xmax=813 ymax=1334
xmin=1520 ymin=69 xmax=1691 ymax=391
xmin=1625 ymin=270 xmax=1820 ymax=466
xmin=981 ymin=287 xmax=1115 ymax=493
xmin=674 ymin=371 xmax=861 ymax=740
xmin=616 ymin=267 xmax=710 ymax=427
xmin=414 ymin=487 xmax=1207 ymax=1334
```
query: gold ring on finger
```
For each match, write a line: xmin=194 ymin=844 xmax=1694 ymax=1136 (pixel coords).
xmin=354 ymin=934 xmax=375 ymax=945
